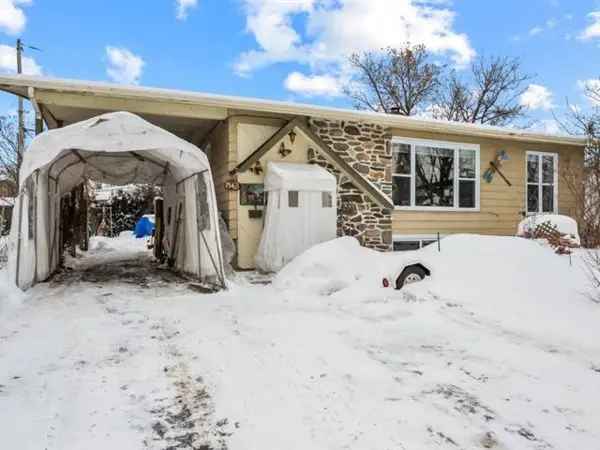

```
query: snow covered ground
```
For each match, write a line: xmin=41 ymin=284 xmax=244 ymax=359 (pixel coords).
xmin=1 ymin=233 xmax=599 ymax=449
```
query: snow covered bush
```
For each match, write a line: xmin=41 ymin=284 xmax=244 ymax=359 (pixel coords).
xmin=560 ymin=81 xmax=600 ymax=248
xmin=517 ymin=214 xmax=581 ymax=253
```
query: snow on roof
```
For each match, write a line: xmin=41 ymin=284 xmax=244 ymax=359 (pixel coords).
xmin=19 ymin=111 xmax=210 ymax=189
xmin=264 ymin=162 xmax=336 ymax=192
xmin=0 ymin=74 xmax=587 ymax=146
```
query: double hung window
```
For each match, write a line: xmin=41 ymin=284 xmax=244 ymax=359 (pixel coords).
xmin=526 ymin=152 xmax=558 ymax=214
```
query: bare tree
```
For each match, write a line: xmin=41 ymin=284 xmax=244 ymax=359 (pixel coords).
xmin=558 ymin=79 xmax=600 ymax=301
xmin=344 ymin=44 xmax=443 ymax=115
xmin=559 ymin=81 xmax=600 ymax=248
xmin=434 ymin=56 xmax=532 ymax=126
xmin=0 ymin=115 xmax=20 ymax=191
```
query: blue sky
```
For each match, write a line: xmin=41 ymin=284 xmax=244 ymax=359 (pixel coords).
xmin=1 ymin=0 xmax=599 ymax=132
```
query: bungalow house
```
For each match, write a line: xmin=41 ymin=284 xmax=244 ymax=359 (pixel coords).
xmin=0 ymin=75 xmax=586 ymax=269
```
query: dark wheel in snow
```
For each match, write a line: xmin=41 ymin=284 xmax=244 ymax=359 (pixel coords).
xmin=396 ymin=265 xmax=427 ymax=290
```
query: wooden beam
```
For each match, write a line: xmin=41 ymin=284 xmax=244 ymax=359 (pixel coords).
xmin=296 ymin=122 xmax=394 ymax=210
xmin=27 ymin=87 xmax=44 ymax=134
xmin=40 ymin=105 xmax=59 ymax=129
xmin=27 ymin=86 xmax=60 ymax=130
xmin=34 ymin=90 xmax=228 ymax=121
xmin=195 ymin=120 xmax=224 ymax=150
xmin=233 ymin=117 xmax=302 ymax=174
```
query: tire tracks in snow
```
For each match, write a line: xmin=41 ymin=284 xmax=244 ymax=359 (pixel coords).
xmin=144 ymin=317 xmax=233 ymax=450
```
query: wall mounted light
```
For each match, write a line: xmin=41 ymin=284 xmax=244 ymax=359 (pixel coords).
xmin=249 ymin=161 xmax=263 ymax=175
xmin=288 ymin=129 xmax=297 ymax=145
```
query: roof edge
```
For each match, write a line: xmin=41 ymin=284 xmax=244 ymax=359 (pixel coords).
xmin=0 ymin=74 xmax=587 ymax=147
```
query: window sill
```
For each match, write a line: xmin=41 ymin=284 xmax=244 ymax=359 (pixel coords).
xmin=525 ymin=210 xmax=558 ymax=216
xmin=394 ymin=206 xmax=481 ymax=213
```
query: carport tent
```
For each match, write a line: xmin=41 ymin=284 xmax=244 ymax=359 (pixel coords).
xmin=8 ymin=111 xmax=225 ymax=289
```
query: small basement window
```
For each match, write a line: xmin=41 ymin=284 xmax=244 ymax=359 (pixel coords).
xmin=322 ymin=192 xmax=333 ymax=208
xmin=289 ymin=191 xmax=299 ymax=208
xmin=393 ymin=235 xmax=444 ymax=252
xmin=393 ymin=241 xmax=420 ymax=251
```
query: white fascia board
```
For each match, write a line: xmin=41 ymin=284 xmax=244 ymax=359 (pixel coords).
xmin=0 ymin=74 xmax=587 ymax=147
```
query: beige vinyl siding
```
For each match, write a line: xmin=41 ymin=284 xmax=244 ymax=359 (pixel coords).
xmin=390 ymin=128 xmax=583 ymax=237
xmin=234 ymin=116 xmax=314 ymax=269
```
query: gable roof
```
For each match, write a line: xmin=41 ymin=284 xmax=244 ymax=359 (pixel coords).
xmin=0 ymin=74 xmax=586 ymax=147
xmin=295 ymin=122 xmax=394 ymax=209
xmin=233 ymin=118 xmax=394 ymax=209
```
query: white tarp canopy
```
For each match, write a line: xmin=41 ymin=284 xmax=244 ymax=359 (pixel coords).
xmin=8 ymin=111 xmax=225 ymax=289
xmin=256 ymin=162 xmax=337 ymax=273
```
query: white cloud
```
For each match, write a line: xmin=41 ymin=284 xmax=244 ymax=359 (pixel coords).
xmin=520 ymin=84 xmax=554 ymax=111
xmin=235 ymin=0 xmax=475 ymax=96
xmin=579 ymin=11 xmax=600 ymax=40
xmin=0 ymin=43 xmax=41 ymax=75
xmin=0 ymin=0 xmax=30 ymax=35
xmin=105 ymin=46 xmax=144 ymax=85
xmin=284 ymin=72 xmax=342 ymax=97
xmin=578 ymin=79 xmax=600 ymax=106
xmin=529 ymin=26 xmax=543 ymax=36
xmin=176 ymin=0 xmax=198 ymax=20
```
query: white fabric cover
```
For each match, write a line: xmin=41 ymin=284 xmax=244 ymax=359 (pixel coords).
xmin=256 ymin=162 xmax=337 ymax=273
xmin=264 ymin=161 xmax=337 ymax=192
xmin=8 ymin=112 xmax=225 ymax=289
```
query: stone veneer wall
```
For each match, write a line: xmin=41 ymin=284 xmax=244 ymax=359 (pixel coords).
xmin=308 ymin=119 xmax=393 ymax=252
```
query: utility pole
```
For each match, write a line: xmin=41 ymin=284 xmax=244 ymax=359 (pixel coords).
xmin=16 ymin=39 xmax=25 ymax=188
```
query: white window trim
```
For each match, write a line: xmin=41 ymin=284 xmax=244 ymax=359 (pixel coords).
xmin=525 ymin=151 xmax=558 ymax=215
xmin=391 ymin=137 xmax=481 ymax=212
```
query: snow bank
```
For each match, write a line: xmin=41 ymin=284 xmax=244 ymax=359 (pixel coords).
xmin=0 ymin=235 xmax=8 ymax=269
xmin=273 ymin=237 xmax=382 ymax=295
xmin=275 ymin=234 xmax=598 ymax=349
xmin=396 ymin=235 xmax=597 ymax=350
xmin=0 ymin=268 xmax=25 ymax=313
xmin=413 ymin=234 xmax=582 ymax=301
xmin=88 ymin=231 xmax=148 ymax=254
xmin=64 ymin=232 xmax=150 ymax=271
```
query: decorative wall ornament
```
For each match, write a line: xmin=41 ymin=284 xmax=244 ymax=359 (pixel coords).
xmin=483 ymin=150 xmax=511 ymax=186
xmin=278 ymin=142 xmax=292 ymax=158
xmin=249 ymin=160 xmax=263 ymax=175
xmin=288 ymin=129 xmax=297 ymax=145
